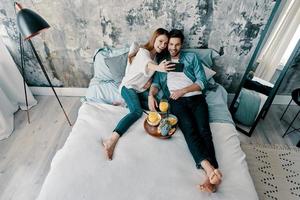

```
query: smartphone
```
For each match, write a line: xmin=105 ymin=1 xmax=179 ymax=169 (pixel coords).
xmin=170 ymin=62 xmax=184 ymax=72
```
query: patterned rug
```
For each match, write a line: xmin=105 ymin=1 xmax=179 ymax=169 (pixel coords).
xmin=241 ymin=143 xmax=300 ymax=200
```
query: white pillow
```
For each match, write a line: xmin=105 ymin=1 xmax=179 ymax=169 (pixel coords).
xmin=129 ymin=41 xmax=140 ymax=55
xmin=204 ymin=65 xmax=216 ymax=80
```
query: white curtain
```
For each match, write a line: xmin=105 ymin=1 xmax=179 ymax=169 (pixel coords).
xmin=255 ymin=0 xmax=300 ymax=81
xmin=0 ymin=37 xmax=37 ymax=140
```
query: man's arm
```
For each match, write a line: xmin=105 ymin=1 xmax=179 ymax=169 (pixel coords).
xmin=192 ymin=54 xmax=208 ymax=92
xmin=148 ymin=85 xmax=159 ymax=111
xmin=169 ymin=83 xmax=200 ymax=100
xmin=169 ymin=54 xmax=206 ymax=100
xmin=149 ymin=84 xmax=159 ymax=96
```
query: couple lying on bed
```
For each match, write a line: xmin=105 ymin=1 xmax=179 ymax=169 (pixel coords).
xmin=102 ymin=28 xmax=222 ymax=193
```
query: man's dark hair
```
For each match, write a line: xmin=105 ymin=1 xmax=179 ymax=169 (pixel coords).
xmin=169 ymin=29 xmax=184 ymax=43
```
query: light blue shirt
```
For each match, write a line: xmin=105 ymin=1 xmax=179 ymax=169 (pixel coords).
xmin=152 ymin=51 xmax=208 ymax=98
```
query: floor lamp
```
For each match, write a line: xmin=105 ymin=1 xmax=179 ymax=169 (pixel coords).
xmin=15 ymin=2 xmax=72 ymax=126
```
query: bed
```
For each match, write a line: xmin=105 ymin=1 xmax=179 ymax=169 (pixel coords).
xmin=36 ymin=48 xmax=258 ymax=200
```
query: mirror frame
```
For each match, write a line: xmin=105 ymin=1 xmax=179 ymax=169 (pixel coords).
xmin=233 ymin=41 xmax=300 ymax=136
xmin=229 ymin=0 xmax=288 ymax=136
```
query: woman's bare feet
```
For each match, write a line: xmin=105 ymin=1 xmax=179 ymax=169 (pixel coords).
xmin=102 ymin=132 xmax=120 ymax=160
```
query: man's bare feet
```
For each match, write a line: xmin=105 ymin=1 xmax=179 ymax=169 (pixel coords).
xmin=102 ymin=132 xmax=120 ymax=160
xmin=201 ymin=160 xmax=223 ymax=186
xmin=197 ymin=177 xmax=216 ymax=193
xmin=208 ymin=169 xmax=222 ymax=185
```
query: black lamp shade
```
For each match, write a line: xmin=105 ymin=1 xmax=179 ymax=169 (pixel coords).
xmin=16 ymin=8 xmax=50 ymax=40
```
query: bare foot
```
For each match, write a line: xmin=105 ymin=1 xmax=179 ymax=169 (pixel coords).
xmin=101 ymin=132 xmax=120 ymax=160
xmin=197 ymin=177 xmax=216 ymax=193
xmin=201 ymin=160 xmax=223 ymax=186
xmin=208 ymin=169 xmax=222 ymax=185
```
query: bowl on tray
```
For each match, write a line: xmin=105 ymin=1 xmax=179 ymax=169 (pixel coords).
xmin=144 ymin=112 xmax=178 ymax=139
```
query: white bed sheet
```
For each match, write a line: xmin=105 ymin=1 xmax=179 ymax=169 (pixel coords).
xmin=37 ymin=102 xmax=258 ymax=200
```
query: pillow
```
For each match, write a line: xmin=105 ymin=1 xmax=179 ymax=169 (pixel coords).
xmin=86 ymin=79 xmax=125 ymax=106
xmin=104 ymin=52 xmax=128 ymax=83
xmin=182 ymin=48 xmax=217 ymax=80
xmin=103 ymin=42 xmax=140 ymax=84
xmin=203 ymin=65 xmax=216 ymax=80
xmin=234 ymin=88 xmax=261 ymax=126
xmin=93 ymin=48 xmax=114 ymax=81
xmin=93 ymin=47 xmax=129 ymax=80
xmin=182 ymin=48 xmax=220 ymax=68
xmin=197 ymin=49 xmax=215 ymax=68
xmin=128 ymin=41 xmax=140 ymax=55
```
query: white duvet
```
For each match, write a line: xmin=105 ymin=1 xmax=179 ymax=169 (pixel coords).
xmin=37 ymin=102 xmax=258 ymax=200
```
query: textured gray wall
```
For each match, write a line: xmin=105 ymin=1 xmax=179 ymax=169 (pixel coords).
xmin=0 ymin=0 xmax=275 ymax=92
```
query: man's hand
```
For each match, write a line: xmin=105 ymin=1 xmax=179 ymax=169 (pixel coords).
xmin=148 ymin=95 xmax=158 ymax=111
xmin=170 ymin=89 xmax=186 ymax=100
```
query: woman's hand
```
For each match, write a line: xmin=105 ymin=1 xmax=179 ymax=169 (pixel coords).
xmin=170 ymin=89 xmax=186 ymax=100
xmin=157 ymin=60 xmax=175 ymax=72
xmin=148 ymin=95 xmax=158 ymax=111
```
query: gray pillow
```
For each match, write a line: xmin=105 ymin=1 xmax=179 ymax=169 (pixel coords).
xmin=104 ymin=52 xmax=129 ymax=83
xmin=234 ymin=88 xmax=261 ymax=126
xmin=183 ymin=48 xmax=219 ymax=68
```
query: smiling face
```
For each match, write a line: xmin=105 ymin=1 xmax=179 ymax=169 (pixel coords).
xmin=153 ymin=34 xmax=169 ymax=53
xmin=168 ymin=37 xmax=182 ymax=58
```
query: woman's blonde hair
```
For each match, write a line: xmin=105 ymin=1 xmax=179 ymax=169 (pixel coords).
xmin=128 ymin=28 xmax=169 ymax=64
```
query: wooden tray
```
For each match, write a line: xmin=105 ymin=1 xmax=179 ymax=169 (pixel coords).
xmin=143 ymin=119 xmax=176 ymax=139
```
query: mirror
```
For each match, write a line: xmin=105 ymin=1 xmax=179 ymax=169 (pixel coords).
xmin=229 ymin=0 xmax=300 ymax=136
xmin=231 ymin=41 xmax=300 ymax=136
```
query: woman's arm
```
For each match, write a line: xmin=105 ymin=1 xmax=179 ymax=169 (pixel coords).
xmin=147 ymin=60 xmax=175 ymax=72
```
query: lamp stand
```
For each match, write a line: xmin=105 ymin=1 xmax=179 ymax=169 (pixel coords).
xmin=19 ymin=33 xmax=30 ymax=123
xmin=14 ymin=1 xmax=71 ymax=126
xmin=27 ymin=39 xmax=72 ymax=126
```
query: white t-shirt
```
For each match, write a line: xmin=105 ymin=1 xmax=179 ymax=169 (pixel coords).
xmin=120 ymin=48 xmax=155 ymax=93
xmin=167 ymin=59 xmax=201 ymax=97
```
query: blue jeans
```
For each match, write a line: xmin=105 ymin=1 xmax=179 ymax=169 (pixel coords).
xmin=169 ymin=95 xmax=218 ymax=169
xmin=114 ymin=86 xmax=145 ymax=136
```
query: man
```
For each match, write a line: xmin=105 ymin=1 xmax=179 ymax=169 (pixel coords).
xmin=148 ymin=29 xmax=222 ymax=193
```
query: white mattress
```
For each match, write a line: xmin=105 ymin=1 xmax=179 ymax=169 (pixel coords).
xmin=37 ymin=102 xmax=258 ymax=200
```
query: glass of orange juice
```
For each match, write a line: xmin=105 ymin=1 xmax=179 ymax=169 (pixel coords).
xmin=159 ymin=99 xmax=169 ymax=113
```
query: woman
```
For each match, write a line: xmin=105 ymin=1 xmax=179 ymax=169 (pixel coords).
xmin=102 ymin=28 xmax=174 ymax=160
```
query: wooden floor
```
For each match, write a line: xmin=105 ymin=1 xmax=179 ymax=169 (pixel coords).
xmin=0 ymin=96 xmax=299 ymax=200
xmin=238 ymin=102 xmax=300 ymax=146
xmin=0 ymin=96 xmax=81 ymax=200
